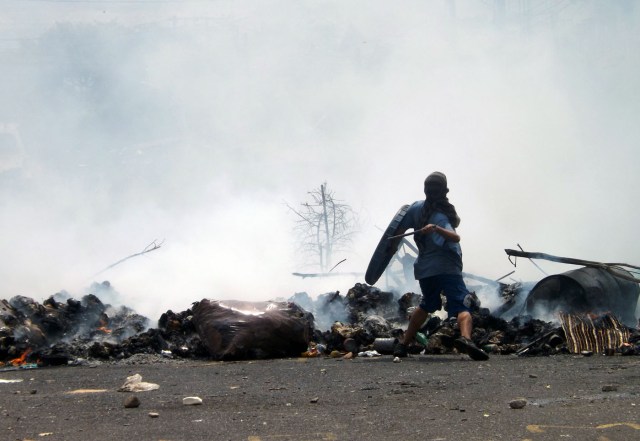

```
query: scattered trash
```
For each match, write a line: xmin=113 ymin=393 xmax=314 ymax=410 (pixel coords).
xmin=343 ymin=338 xmax=358 ymax=353
xmin=509 ymin=398 xmax=527 ymax=409
xmin=373 ymin=338 xmax=395 ymax=355
xmin=393 ymin=356 xmax=401 ymax=363
xmin=38 ymin=433 xmax=53 ymax=437
xmin=310 ymin=397 xmax=319 ymax=403
xmin=0 ymin=378 xmax=23 ymax=383
xmin=301 ymin=342 xmax=321 ymax=357
xmin=415 ymin=332 xmax=428 ymax=346
xmin=482 ymin=344 xmax=498 ymax=353
xmin=602 ymin=385 xmax=618 ymax=392
xmin=65 ymin=389 xmax=108 ymax=394
xmin=148 ymin=412 xmax=159 ymax=418
xmin=548 ymin=334 xmax=563 ymax=347
xmin=183 ymin=396 xmax=203 ymax=405
xmin=118 ymin=374 xmax=160 ymax=392
xmin=357 ymin=350 xmax=382 ymax=357
xmin=0 ymin=363 xmax=39 ymax=372
xmin=124 ymin=396 xmax=141 ymax=408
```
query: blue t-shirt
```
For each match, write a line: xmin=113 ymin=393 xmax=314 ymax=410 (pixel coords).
xmin=398 ymin=200 xmax=463 ymax=279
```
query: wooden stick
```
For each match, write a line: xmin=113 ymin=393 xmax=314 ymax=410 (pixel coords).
xmin=291 ymin=272 xmax=363 ymax=279
xmin=495 ymin=270 xmax=516 ymax=282
xmin=518 ymin=243 xmax=548 ymax=276
xmin=387 ymin=231 xmax=417 ymax=240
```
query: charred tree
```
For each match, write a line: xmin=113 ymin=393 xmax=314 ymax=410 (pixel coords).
xmin=287 ymin=182 xmax=359 ymax=272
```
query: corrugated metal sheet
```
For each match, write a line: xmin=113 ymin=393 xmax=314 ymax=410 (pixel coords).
xmin=559 ymin=312 xmax=630 ymax=354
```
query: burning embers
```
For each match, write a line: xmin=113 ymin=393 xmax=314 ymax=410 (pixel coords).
xmin=4 ymin=349 xmax=32 ymax=367
xmin=96 ymin=318 xmax=112 ymax=335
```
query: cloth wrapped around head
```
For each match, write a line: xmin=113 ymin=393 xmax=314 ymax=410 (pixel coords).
xmin=424 ymin=171 xmax=449 ymax=198
xmin=421 ymin=171 xmax=460 ymax=229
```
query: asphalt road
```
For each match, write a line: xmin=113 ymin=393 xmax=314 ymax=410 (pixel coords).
xmin=1 ymin=353 xmax=639 ymax=441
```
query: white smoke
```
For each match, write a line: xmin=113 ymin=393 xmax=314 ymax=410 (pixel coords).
xmin=1 ymin=1 xmax=639 ymax=321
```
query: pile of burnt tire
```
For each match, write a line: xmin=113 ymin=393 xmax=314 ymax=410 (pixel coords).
xmin=295 ymin=283 xmax=640 ymax=357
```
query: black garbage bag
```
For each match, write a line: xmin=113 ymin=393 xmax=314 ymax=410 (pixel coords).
xmin=191 ymin=299 xmax=314 ymax=360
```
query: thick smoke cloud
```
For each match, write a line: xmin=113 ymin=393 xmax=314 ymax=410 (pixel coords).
xmin=1 ymin=1 xmax=639 ymax=320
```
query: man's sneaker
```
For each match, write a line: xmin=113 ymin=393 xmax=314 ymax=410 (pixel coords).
xmin=393 ymin=340 xmax=408 ymax=358
xmin=454 ymin=337 xmax=489 ymax=361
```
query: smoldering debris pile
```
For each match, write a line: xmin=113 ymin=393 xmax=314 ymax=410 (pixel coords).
xmin=1 ymin=282 xmax=639 ymax=367
xmin=295 ymin=283 xmax=629 ymax=357
xmin=0 ymin=289 xmax=314 ymax=366
xmin=0 ymin=290 xmax=154 ymax=366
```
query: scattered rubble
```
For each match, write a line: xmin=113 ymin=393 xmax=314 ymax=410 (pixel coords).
xmin=123 ymin=395 xmax=141 ymax=408
xmin=182 ymin=396 xmax=203 ymax=405
xmin=118 ymin=374 xmax=160 ymax=392
xmin=509 ymin=398 xmax=528 ymax=409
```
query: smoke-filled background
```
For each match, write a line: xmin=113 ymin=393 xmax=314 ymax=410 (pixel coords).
xmin=1 ymin=1 xmax=639 ymax=321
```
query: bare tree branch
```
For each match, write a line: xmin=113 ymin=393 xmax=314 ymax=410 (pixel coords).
xmin=92 ymin=239 xmax=164 ymax=278
xmin=285 ymin=182 xmax=360 ymax=272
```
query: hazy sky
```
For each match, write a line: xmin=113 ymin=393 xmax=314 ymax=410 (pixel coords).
xmin=1 ymin=1 xmax=639 ymax=320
